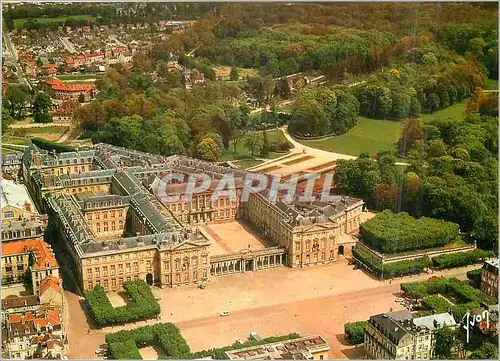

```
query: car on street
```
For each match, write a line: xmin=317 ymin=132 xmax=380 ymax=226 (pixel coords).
xmin=220 ymin=311 xmax=230 ymax=317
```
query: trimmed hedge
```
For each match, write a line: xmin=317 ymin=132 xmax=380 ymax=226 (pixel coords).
xmin=84 ymin=279 xmax=160 ymax=327
xmin=401 ymin=278 xmax=488 ymax=320
xmin=106 ymin=323 xmax=189 ymax=359
xmin=432 ymin=250 xmax=493 ymax=269
xmin=344 ymin=321 xmax=368 ymax=345
xmin=353 ymin=247 xmax=432 ymax=278
xmin=467 ymin=269 xmax=482 ymax=288
xmin=31 ymin=137 xmax=76 ymax=153
xmin=359 ymin=210 xmax=460 ymax=254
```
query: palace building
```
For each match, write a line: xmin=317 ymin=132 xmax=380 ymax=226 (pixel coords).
xmin=22 ymin=142 xmax=365 ymax=292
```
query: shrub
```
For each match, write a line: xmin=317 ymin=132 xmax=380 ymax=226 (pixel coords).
xmin=84 ymin=279 xmax=160 ymax=327
xmin=106 ymin=323 xmax=190 ymax=360
xmin=359 ymin=210 xmax=460 ymax=254
xmin=432 ymin=250 xmax=493 ymax=269
xmin=420 ymin=295 xmax=452 ymax=313
xmin=344 ymin=321 xmax=367 ymax=345
xmin=466 ymin=269 xmax=482 ymax=288
xmin=31 ymin=138 xmax=76 ymax=153
xmin=353 ymin=247 xmax=432 ymax=278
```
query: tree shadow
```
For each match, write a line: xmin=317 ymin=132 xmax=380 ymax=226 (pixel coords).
xmin=78 ymin=298 xmax=99 ymax=331
xmin=341 ymin=345 xmax=365 ymax=359
xmin=335 ymin=333 xmax=351 ymax=347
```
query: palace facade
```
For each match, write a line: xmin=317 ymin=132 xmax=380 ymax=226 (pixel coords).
xmin=22 ymin=142 xmax=365 ymax=292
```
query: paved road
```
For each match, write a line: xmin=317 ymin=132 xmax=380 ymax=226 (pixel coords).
xmin=59 ymin=37 xmax=77 ymax=53
xmin=2 ymin=19 xmax=31 ymax=90
xmin=279 ymin=125 xmax=408 ymax=166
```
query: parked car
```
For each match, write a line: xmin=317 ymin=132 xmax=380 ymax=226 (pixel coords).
xmin=220 ymin=311 xmax=230 ymax=317
xmin=95 ymin=348 xmax=105 ymax=355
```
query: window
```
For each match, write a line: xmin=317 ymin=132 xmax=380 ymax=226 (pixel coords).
xmin=126 ymin=276 xmax=131 ymax=281
xmin=202 ymin=256 xmax=207 ymax=265
xmin=203 ymin=269 xmax=207 ymax=278
xmin=95 ymin=267 xmax=100 ymax=277
xmin=166 ymin=274 xmax=171 ymax=283
xmin=320 ymin=356 xmax=324 ymax=360
xmin=87 ymin=269 xmax=93 ymax=278
xmin=103 ymin=266 xmax=108 ymax=276
xmin=96 ymin=213 xmax=100 ymax=220
xmin=321 ymin=252 xmax=326 ymax=261
xmin=175 ymin=259 xmax=180 ymax=270
xmin=88 ymin=281 xmax=93 ymax=289
xmin=295 ymin=243 xmax=300 ymax=251
xmin=3 ymin=211 xmax=14 ymax=218
xmin=104 ymin=222 xmax=108 ymax=232
xmin=306 ymin=241 xmax=311 ymax=251
xmin=118 ymin=264 xmax=123 ymax=274
xmin=110 ymin=265 xmax=116 ymax=275
xmin=306 ymin=254 xmax=310 ymax=264
xmin=192 ymin=257 xmax=198 ymax=267
xmin=118 ymin=277 xmax=123 ymax=286
xmin=164 ymin=261 xmax=169 ymax=271
xmin=104 ymin=212 xmax=108 ymax=219
xmin=126 ymin=263 xmax=131 ymax=273
xmin=184 ymin=272 xmax=189 ymax=282
xmin=193 ymin=270 xmax=198 ymax=281
xmin=134 ymin=262 xmax=139 ymax=271
xmin=176 ymin=273 xmax=180 ymax=283
xmin=111 ymin=279 xmax=116 ymax=288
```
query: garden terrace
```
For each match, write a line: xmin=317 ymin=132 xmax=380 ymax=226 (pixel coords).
xmin=359 ymin=210 xmax=461 ymax=254
xmin=400 ymin=277 xmax=496 ymax=320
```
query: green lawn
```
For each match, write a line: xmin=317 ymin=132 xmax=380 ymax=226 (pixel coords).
xmin=421 ymin=100 xmax=467 ymax=123
xmin=276 ymin=105 xmax=295 ymax=114
xmin=299 ymin=117 xmax=403 ymax=157
xmin=221 ymin=129 xmax=290 ymax=161
xmin=2 ymin=147 xmax=22 ymax=155
xmin=14 ymin=15 xmax=96 ymax=28
xmin=232 ymin=159 xmax=265 ymax=169
xmin=1 ymin=135 xmax=31 ymax=145
xmin=484 ymin=78 xmax=499 ymax=90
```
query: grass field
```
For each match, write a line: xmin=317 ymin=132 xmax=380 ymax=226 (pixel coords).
xmin=421 ymin=100 xmax=467 ymax=123
xmin=300 ymin=117 xmax=403 ymax=157
xmin=221 ymin=129 xmax=291 ymax=161
xmin=14 ymin=15 xmax=96 ymax=28
xmin=485 ymin=78 xmax=499 ymax=90
xmin=2 ymin=147 xmax=22 ymax=155
xmin=1 ymin=135 xmax=31 ymax=146
xmin=232 ymin=159 xmax=265 ymax=169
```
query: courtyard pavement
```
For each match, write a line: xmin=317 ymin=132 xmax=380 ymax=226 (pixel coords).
xmin=64 ymin=260 xmax=476 ymax=359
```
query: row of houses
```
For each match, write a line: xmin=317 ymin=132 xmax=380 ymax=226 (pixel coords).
xmin=1 ymin=179 xmax=65 ymax=360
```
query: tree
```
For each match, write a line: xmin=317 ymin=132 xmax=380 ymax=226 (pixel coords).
xmin=32 ymin=92 xmax=53 ymax=123
xmin=373 ymin=183 xmax=397 ymax=211
xmin=433 ymin=327 xmax=456 ymax=359
xmin=203 ymin=132 xmax=224 ymax=152
xmin=196 ymin=137 xmax=221 ymax=162
xmin=229 ymin=66 xmax=239 ymax=81
xmin=2 ymin=108 xmax=15 ymax=129
xmin=73 ymin=102 xmax=107 ymax=132
xmin=244 ymin=132 xmax=263 ymax=158
xmin=261 ymin=130 xmax=269 ymax=157
xmin=78 ymin=93 xmax=85 ymax=103
xmin=468 ymin=342 xmax=498 ymax=359
xmin=5 ymin=85 xmax=31 ymax=120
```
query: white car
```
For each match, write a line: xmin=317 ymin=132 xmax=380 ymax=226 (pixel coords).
xmin=95 ymin=349 xmax=105 ymax=355
xmin=220 ymin=311 xmax=230 ymax=317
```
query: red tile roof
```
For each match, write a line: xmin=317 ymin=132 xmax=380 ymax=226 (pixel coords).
xmin=40 ymin=275 xmax=61 ymax=295
xmin=52 ymin=84 xmax=93 ymax=93
xmin=2 ymin=238 xmax=58 ymax=270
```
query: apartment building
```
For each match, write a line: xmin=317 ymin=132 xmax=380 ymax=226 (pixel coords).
xmin=364 ymin=310 xmax=456 ymax=360
xmin=481 ymin=259 xmax=499 ymax=301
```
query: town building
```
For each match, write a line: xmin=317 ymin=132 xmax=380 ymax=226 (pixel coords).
xmin=1 ymin=239 xmax=59 ymax=295
xmin=42 ymin=77 xmax=94 ymax=101
xmin=51 ymin=99 xmax=81 ymax=122
xmin=225 ymin=335 xmax=331 ymax=360
xmin=481 ymin=259 xmax=499 ymax=301
xmin=364 ymin=310 xmax=456 ymax=359
xmin=2 ymin=153 xmax=24 ymax=176
xmin=2 ymin=305 xmax=63 ymax=360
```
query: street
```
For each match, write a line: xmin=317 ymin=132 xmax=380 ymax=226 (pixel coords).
xmin=2 ymin=19 xmax=31 ymax=90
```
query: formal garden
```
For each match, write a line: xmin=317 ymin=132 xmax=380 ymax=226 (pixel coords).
xmin=84 ymin=279 xmax=160 ymax=327
xmin=105 ymin=322 xmax=301 ymax=360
